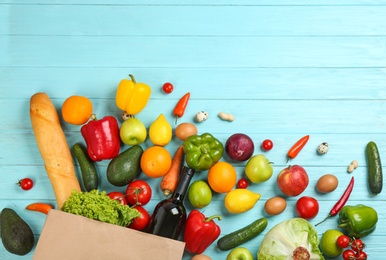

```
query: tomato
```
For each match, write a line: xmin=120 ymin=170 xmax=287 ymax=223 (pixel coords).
xmin=162 ymin=82 xmax=174 ymax=94
xmin=18 ymin=178 xmax=34 ymax=190
xmin=336 ymin=235 xmax=350 ymax=248
xmin=261 ymin=139 xmax=273 ymax=151
xmin=107 ymin=191 xmax=127 ymax=205
xmin=295 ymin=196 xmax=319 ymax=219
xmin=356 ymin=250 xmax=367 ymax=260
xmin=236 ymin=178 xmax=249 ymax=189
xmin=342 ymin=249 xmax=356 ymax=260
xmin=351 ymin=238 xmax=365 ymax=252
xmin=127 ymin=206 xmax=150 ymax=231
xmin=126 ymin=180 xmax=152 ymax=206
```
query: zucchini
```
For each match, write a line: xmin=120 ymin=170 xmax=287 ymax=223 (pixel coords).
xmin=72 ymin=143 xmax=99 ymax=191
xmin=217 ymin=217 xmax=268 ymax=251
xmin=365 ymin=141 xmax=383 ymax=194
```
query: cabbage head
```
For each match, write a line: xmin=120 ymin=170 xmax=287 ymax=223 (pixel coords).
xmin=258 ymin=218 xmax=324 ymax=260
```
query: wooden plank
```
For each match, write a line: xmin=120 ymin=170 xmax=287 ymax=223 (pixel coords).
xmin=2 ymin=68 xmax=386 ymax=99
xmin=2 ymin=0 xmax=386 ymax=5
xmin=1 ymin=36 xmax=386 ymax=67
xmin=2 ymin=5 xmax=386 ymax=36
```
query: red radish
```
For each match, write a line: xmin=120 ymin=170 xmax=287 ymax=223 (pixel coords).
xmin=277 ymin=165 xmax=309 ymax=196
xmin=225 ymin=133 xmax=255 ymax=162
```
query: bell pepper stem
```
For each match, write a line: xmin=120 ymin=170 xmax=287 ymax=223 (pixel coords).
xmin=337 ymin=222 xmax=348 ymax=229
xmin=205 ymin=215 xmax=222 ymax=222
xmin=128 ymin=74 xmax=136 ymax=84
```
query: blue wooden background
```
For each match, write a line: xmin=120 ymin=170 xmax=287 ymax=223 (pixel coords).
xmin=1 ymin=1 xmax=386 ymax=259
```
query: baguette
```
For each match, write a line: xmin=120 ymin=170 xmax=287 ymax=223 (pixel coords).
xmin=30 ymin=92 xmax=81 ymax=209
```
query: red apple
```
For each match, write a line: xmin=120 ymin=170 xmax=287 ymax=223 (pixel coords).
xmin=277 ymin=165 xmax=309 ymax=196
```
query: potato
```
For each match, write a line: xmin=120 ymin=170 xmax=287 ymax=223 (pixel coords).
xmin=316 ymin=174 xmax=339 ymax=193
xmin=175 ymin=122 xmax=198 ymax=141
xmin=191 ymin=254 xmax=212 ymax=260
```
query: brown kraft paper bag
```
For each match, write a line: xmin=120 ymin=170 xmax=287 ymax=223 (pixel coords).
xmin=33 ymin=210 xmax=185 ymax=260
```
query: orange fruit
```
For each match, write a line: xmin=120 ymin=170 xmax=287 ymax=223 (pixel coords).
xmin=140 ymin=146 xmax=172 ymax=178
xmin=62 ymin=95 xmax=93 ymax=125
xmin=207 ymin=162 xmax=237 ymax=193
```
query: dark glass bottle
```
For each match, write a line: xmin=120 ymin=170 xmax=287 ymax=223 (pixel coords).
xmin=146 ymin=166 xmax=195 ymax=240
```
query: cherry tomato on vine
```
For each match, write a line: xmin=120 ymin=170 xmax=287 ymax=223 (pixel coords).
xmin=356 ymin=250 xmax=367 ymax=260
xmin=295 ymin=196 xmax=319 ymax=219
xmin=236 ymin=178 xmax=249 ymax=189
xmin=336 ymin=235 xmax=350 ymax=248
xmin=162 ymin=82 xmax=174 ymax=94
xmin=342 ymin=249 xmax=356 ymax=260
xmin=107 ymin=191 xmax=127 ymax=205
xmin=351 ymin=238 xmax=365 ymax=252
xmin=18 ymin=178 xmax=34 ymax=190
xmin=128 ymin=206 xmax=150 ymax=231
xmin=261 ymin=139 xmax=273 ymax=151
xmin=126 ymin=180 xmax=152 ymax=206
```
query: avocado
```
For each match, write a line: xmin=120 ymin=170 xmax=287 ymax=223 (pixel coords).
xmin=1 ymin=208 xmax=34 ymax=255
xmin=107 ymin=145 xmax=143 ymax=186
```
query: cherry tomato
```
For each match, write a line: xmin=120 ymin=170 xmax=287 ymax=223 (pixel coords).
xmin=261 ymin=139 xmax=273 ymax=151
xmin=236 ymin=178 xmax=249 ymax=189
xmin=342 ymin=249 xmax=356 ymax=260
xmin=162 ymin=82 xmax=174 ymax=94
xmin=127 ymin=206 xmax=150 ymax=231
xmin=126 ymin=180 xmax=152 ymax=206
xmin=351 ymin=238 xmax=365 ymax=252
xmin=356 ymin=250 xmax=367 ymax=260
xmin=107 ymin=191 xmax=127 ymax=205
xmin=336 ymin=235 xmax=350 ymax=248
xmin=295 ymin=196 xmax=319 ymax=219
xmin=18 ymin=178 xmax=34 ymax=190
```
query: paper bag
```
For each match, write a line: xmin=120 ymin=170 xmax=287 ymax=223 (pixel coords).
xmin=33 ymin=210 xmax=185 ymax=260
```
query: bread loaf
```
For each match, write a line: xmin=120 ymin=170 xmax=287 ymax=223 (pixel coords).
xmin=30 ymin=92 xmax=81 ymax=209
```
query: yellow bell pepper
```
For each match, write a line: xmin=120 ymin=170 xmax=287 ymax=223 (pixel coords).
xmin=115 ymin=74 xmax=152 ymax=116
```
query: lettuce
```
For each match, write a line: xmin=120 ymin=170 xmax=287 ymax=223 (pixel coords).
xmin=258 ymin=218 xmax=324 ymax=260
xmin=61 ymin=190 xmax=140 ymax=227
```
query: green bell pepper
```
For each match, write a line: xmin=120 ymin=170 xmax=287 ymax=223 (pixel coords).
xmin=183 ymin=133 xmax=224 ymax=171
xmin=338 ymin=204 xmax=378 ymax=238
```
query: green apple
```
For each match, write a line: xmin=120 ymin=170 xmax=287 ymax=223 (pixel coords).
xmin=245 ymin=154 xmax=273 ymax=183
xmin=226 ymin=247 xmax=253 ymax=260
xmin=119 ymin=117 xmax=147 ymax=145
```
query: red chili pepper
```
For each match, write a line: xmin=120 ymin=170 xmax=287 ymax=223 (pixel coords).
xmin=173 ymin=92 xmax=190 ymax=124
xmin=315 ymin=176 xmax=354 ymax=226
xmin=26 ymin=203 xmax=54 ymax=214
xmin=183 ymin=210 xmax=222 ymax=254
xmin=81 ymin=115 xmax=120 ymax=161
xmin=287 ymin=135 xmax=310 ymax=162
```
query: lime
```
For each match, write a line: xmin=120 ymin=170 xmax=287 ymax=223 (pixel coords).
xmin=188 ymin=180 xmax=212 ymax=208
xmin=320 ymin=229 xmax=344 ymax=258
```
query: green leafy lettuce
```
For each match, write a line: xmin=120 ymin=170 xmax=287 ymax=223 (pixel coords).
xmin=61 ymin=190 xmax=140 ymax=227
xmin=258 ymin=218 xmax=324 ymax=260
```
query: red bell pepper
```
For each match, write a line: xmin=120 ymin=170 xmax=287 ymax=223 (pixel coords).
xmin=183 ymin=210 xmax=221 ymax=254
xmin=81 ymin=115 xmax=120 ymax=161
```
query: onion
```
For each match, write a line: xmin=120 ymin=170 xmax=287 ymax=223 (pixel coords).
xmin=225 ymin=133 xmax=255 ymax=162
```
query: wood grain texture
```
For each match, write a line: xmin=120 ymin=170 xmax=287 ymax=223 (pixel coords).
xmin=1 ymin=1 xmax=385 ymax=259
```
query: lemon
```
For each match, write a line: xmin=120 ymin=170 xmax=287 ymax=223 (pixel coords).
xmin=224 ymin=189 xmax=260 ymax=214
xmin=149 ymin=113 xmax=172 ymax=146
xmin=320 ymin=229 xmax=344 ymax=258
xmin=188 ymin=180 xmax=212 ymax=208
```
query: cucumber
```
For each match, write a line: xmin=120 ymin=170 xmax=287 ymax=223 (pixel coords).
xmin=217 ymin=217 xmax=268 ymax=251
xmin=366 ymin=141 xmax=383 ymax=194
xmin=72 ymin=143 xmax=99 ymax=191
